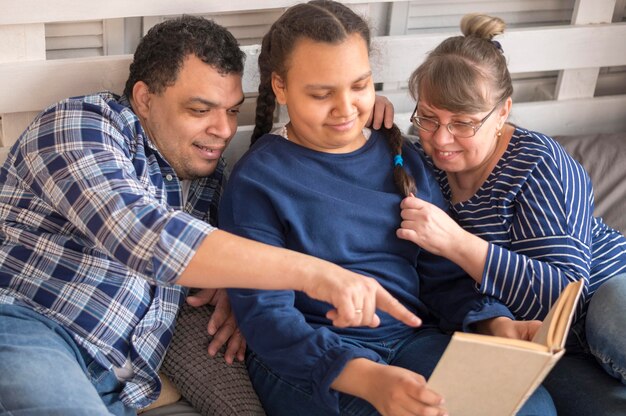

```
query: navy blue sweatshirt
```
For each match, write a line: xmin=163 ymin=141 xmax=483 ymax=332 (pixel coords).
xmin=220 ymin=131 xmax=511 ymax=410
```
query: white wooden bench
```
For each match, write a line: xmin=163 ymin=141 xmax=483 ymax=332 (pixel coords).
xmin=1 ymin=0 xmax=625 ymax=169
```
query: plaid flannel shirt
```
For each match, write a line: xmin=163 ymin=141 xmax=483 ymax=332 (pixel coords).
xmin=0 ymin=92 xmax=224 ymax=408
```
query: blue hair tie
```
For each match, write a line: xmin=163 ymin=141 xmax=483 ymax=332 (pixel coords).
xmin=394 ymin=154 xmax=404 ymax=167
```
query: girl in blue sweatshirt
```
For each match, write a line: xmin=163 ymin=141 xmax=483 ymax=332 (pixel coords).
xmin=220 ymin=2 xmax=556 ymax=415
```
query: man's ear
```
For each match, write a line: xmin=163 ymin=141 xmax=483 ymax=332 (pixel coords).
xmin=132 ymin=81 xmax=152 ymax=118
xmin=271 ymin=72 xmax=287 ymax=105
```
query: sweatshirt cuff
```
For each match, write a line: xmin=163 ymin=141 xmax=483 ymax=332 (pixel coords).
xmin=462 ymin=298 xmax=514 ymax=333
xmin=311 ymin=346 xmax=382 ymax=412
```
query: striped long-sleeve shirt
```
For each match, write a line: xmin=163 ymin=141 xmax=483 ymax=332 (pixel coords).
xmin=0 ymin=92 xmax=223 ymax=408
xmin=422 ymin=126 xmax=626 ymax=322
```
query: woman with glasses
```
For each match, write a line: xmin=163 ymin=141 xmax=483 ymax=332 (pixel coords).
xmin=397 ymin=12 xmax=626 ymax=416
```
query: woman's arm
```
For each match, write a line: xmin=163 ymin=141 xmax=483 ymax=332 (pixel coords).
xmin=399 ymin=149 xmax=593 ymax=321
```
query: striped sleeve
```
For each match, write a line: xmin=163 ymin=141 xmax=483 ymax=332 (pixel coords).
xmin=480 ymin=138 xmax=592 ymax=320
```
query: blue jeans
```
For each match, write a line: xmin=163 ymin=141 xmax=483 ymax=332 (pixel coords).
xmin=247 ymin=327 xmax=555 ymax=415
xmin=587 ymin=272 xmax=626 ymax=384
xmin=0 ymin=304 xmax=136 ymax=416
xmin=542 ymin=273 xmax=626 ymax=415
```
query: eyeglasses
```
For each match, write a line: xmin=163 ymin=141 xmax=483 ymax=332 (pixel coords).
xmin=410 ymin=102 xmax=500 ymax=138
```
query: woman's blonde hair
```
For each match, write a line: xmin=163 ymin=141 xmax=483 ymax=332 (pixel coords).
xmin=408 ymin=13 xmax=513 ymax=113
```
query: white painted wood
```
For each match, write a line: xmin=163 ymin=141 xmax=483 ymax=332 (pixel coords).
xmin=571 ymin=0 xmax=616 ymax=22
xmin=0 ymin=24 xmax=45 ymax=63
xmin=46 ymin=35 xmax=103 ymax=51
xmin=2 ymin=23 xmax=626 ymax=112
xmin=555 ymin=69 xmax=599 ymax=99
xmin=0 ymin=56 xmax=131 ymax=114
xmin=0 ymin=0 xmax=396 ymax=25
xmin=408 ymin=0 xmax=573 ymax=18
xmin=45 ymin=21 xmax=103 ymax=37
xmin=371 ymin=22 xmax=626 ymax=83
xmin=510 ymin=95 xmax=626 ymax=136
xmin=388 ymin=2 xmax=410 ymax=36
xmin=0 ymin=111 xmax=39 ymax=147
xmin=103 ymin=19 xmax=125 ymax=55
xmin=0 ymin=147 xmax=10 ymax=165
xmin=555 ymin=0 xmax=616 ymax=100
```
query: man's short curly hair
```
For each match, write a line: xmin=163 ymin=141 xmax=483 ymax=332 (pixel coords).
xmin=123 ymin=15 xmax=246 ymax=98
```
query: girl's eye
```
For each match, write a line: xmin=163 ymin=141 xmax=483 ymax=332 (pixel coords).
xmin=228 ymin=108 xmax=241 ymax=115
xmin=311 ymin=94 xmax=330 ymax=100
xmin=353 ymin=83 xmax=368 ymax=91
xmin=191 ymin=108 xmax=208 ymax=114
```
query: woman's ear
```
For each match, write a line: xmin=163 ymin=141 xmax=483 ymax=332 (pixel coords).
xmin=272 ymin=72 xmax=287 ymax=105
xmin=498 ymin=96 xmax=513 ymax=127
xmin=131 ymin=81 xmax=152 ymax=118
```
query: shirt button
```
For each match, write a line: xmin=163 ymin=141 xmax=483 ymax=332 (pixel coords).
xmin=165 ymin=174 xmax=173 ymax=181
xmin=132 ymin=335 xmax=137 ymax=343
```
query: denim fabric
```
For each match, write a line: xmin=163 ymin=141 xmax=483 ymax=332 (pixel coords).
xmin=542 ymin=275 xmax=626 ymax=416
xmin=544 ymin=352 xmax=626 ymax=416
xmin=586 ymin=273 xmax=626 ymax=384
xmin=247 ymin=327 xmax=555 ymax=416
xmin=0 ymin=304 xmax=135 ymax=416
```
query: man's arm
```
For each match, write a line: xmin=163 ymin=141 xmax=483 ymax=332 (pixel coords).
xmin=178 ymin=229 xmax=421 ymax=329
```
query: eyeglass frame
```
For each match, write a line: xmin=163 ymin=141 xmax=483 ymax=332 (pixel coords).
xmin=409 ymin=101 xmax=501 ymax=138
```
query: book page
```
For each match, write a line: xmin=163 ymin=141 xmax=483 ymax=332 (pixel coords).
xmin=454 ymin=332 xmax=548 ymax=352
xmin=531 ymin=279 xmax=583 ymax=350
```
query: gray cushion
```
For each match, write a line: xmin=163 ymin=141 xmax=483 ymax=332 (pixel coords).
xmin=161 ymin=302 xmax=265 ymax=416
xmin=554 ymin=132 xmax=626 ymax=235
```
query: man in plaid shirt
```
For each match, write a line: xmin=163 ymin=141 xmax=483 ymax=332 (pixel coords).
xmin=0 ymin=16 xmax=417 ymax=415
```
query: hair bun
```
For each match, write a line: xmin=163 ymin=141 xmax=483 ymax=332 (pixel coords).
xmin=460 ymin=13 xmax=505 ymax=40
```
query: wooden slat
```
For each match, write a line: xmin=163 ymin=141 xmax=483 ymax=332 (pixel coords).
xmin=45 ymin=21 xmax=103 ymax=37
xmin=554 ymin=0 xmax=616 ymax=100
xmin=0 ymin=0 xmax=396 ymax=25
xmin=0 ymin=111 xmax=40 ymax=147
xmin=0 ymin=55 xmax=131 ymax=114
xmin=408 ymin=0 xmax=573 ymax=18
xmin=372 ymin=22 xmax=626 ymax=83
xmin=2 ymin=22 xmax=625 ymax=113
xmin=0 ymin=23 xmax=46 ymax=63
xmin=0 ymin=43 xmax=263 ymax=114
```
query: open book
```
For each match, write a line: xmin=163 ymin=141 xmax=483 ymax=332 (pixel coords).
xmin=427 ymin=279 xmax=584 ymax=416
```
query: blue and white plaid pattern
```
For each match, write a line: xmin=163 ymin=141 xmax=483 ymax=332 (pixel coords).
xmin=0 ymin=92 xmax=224 ymax=408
